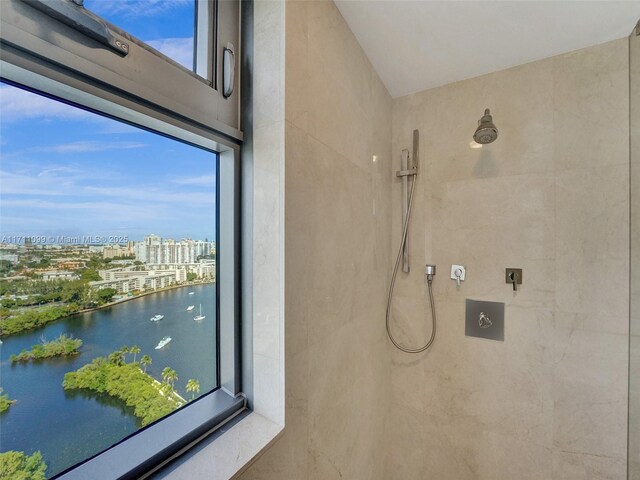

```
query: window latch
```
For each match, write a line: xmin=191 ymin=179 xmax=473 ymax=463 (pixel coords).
xmin=21 ymin=0 xmax=129 ymax=56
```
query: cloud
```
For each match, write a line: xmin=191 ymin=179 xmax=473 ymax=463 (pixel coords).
xmin=0 ymin=86 xmax=143 ymax=134
xmin=0 ymin=199 xmax=167 ymax=229
xmin=146 ymin=37 xmax=193 ymax=70
xmin=27 ymin=141 xmax=147 ymax=154
xmin=0 ymin=169 xmax=82 ymax=196
xmin=84 ymin=185 xmax=215 ymax=207
xmin=86 ymin=0 xmax=192 ymax=18
xmin=0 ymin=86 xmax=94 ymax=123
xmin=1 ymin=165 xmax=215 ymax=209
xmin=171 ymin=174 xmax=216 ymax=187
xmin=37 ymin=166 xmax=85 ymax=177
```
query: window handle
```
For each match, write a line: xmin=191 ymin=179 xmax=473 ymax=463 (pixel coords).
xmin=21 ymin=0 xmax=129 ymax=56
xmin=222 ymin=43 xmax=235 ymax=98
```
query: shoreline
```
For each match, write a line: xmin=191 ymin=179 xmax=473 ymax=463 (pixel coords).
xmin=74 ymin=280 xmax=216 ymax=316
xmin=1 ymin=280 xmax=215 ymax=339
xmin=150 ymin=376 xmax=186 ymax=404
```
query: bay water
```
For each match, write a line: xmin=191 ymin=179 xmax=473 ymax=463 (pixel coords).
xmin=0 ymin=283 xmax=216 ymax=477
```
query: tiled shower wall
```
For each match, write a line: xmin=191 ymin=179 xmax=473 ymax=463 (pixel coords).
xmin=238 ymin=1 xmax=393 ymax=478
xmin=630 ymin=23 xmax=640 ymax=480
xmin=388 ymin=38 xmax=630 ymax=479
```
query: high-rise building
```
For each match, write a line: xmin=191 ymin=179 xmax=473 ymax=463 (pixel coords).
xmin=133 ymin=235 xmax=215 ymax=265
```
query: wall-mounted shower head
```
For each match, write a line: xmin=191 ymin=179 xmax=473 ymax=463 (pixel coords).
xmin=473 ymin=108 xmax=498 ymax=144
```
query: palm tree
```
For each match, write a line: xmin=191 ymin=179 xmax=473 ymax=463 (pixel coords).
xmin=130 ymin=345 xmax=141 ymax=363
xmin=186 ymin=379 xmax=200 ymax=400
xmin=120 ymin=346 xmax=130 ymax=362
xmin=140 ymin=355 xmax=152 ymax=373
xmin=108 ymin=349 xmax=125 ymax=366
xmin=161 ymin=367 xmax=178 ymax=388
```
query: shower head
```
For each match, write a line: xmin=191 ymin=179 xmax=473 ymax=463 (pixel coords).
xmin=473 ymin=108 xmax=498 ymax=144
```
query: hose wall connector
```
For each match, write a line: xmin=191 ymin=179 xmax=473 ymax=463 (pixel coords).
xmin=425 ymin=264 xmax=436 ymax=283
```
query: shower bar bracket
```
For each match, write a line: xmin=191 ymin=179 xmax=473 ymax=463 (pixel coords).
xmin=396 ymin=168 xmax=417 ymax=177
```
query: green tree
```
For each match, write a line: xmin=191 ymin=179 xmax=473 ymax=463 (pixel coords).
xmin=186 ymin=379 xmax=200 ymax=400
xmin=0 ymin=260 xmax=13 ymax=276
xmin=0 ymin=388 xmax=15 ymax=414
xmin=96 ymin=288 xmax=117 ymax=304
xmin=130 ymin=345 xmax=141 ymax=363
xmin=0 ymin=451 xmax=47 ymax=480
xmin=161 ymin=367 xmax=178 ymax=388
xmin=140 ymin=354 xmax=152 ymax=373
xmin=108 ymin=349 xmax=126 ymax=366
xmin=186 ymin=272 xmax=198 ymax=281
xmin=63 ymin=352 xmax=182 ymax=426
xmin=60 ymin=281 xmax=85 ymax=304
xmin=79 ymin=269 xmax=101 ymax=282
xmin=1 ymin=298 xmax=16 ymax=309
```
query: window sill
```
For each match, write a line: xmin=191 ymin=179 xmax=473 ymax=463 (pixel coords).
xmin=149 ymin=412 xmax=284 ymax=479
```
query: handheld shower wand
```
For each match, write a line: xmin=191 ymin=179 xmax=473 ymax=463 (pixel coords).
xmin=386 ymin=130 xmax=437 ymax=354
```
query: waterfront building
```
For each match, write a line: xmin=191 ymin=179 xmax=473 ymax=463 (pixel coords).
xmin=42 ymin=271 xmax=79 ymax=281
xmin=90 ymin=271 xmax=178 ymax=294
xmin=0 ymin=253 xmax=19 ymax=264
xmin=145 ymin=260 xmax=215 ymax=280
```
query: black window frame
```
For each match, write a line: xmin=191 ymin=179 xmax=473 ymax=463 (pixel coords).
xmin=0 ymin=0 xmax=246 ymax=478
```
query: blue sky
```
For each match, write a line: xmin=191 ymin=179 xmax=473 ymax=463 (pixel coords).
xmin=0 ymin=1 xmax=217 ymax=243
xmin=85 ymin=0 xmax=195 ymax=69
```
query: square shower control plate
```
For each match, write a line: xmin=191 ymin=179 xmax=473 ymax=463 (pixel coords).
xmin=450 ymin=265 xmax=466 ymax=281
xmin=465 ymin=299 xmax=504 ymax=341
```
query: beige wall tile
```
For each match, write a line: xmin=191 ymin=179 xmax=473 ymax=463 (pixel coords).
xmin=245 ymin=3 xmax=630 ymax=479
xmin=628 ymin=24 xmax=640 ymax=480
xmin=241 ymin=1 xmax=392 ymax=479
xmin=553 ymin=450 xmax=627 ymax=480
xmin=555 ymin=164 xmax=629 ymax=318
xmin=553 ymin=39 xmax=629 ymax=172
xmin=552 ymin=325 xmax=628 ymax=459
xmin=389 ymin=38 xmax=629 ymax=480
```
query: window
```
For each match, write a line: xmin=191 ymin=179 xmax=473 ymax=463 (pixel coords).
xmin=0 ymin=1 xmax=244 ymax=478
xmin=83 ymin=0 xmax=198 ymax=72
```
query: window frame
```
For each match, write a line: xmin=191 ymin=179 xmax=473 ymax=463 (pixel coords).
xmin=1 ymin=0 xmax=241 ymax=139
xmin=0 ymin=0 xmax=246 ymax=477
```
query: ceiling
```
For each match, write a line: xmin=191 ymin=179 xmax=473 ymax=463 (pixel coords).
xmin=334 ymin=1 xmax=640 ymax=98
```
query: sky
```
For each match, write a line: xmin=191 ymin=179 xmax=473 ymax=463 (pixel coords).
xmin=0 ymin=1 xmax=217 ymax=244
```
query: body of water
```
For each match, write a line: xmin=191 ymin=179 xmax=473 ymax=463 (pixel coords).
xmin=0 ymin=283 xmax=217 ymax=477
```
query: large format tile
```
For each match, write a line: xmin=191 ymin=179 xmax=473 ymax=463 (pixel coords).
xmin=552 ymin=325 xmax=628 ymax=459
xmin=553 ymin=39 xmax=629 ymax=173
xmin=388 ymin=36 xmax=630 ymax=480
xmin=552 ymin=450 xmax=626 ymax=480
xmin=555 ymin=165 xmax=629 ymax=318
xmin=244 ymin=2 xmax=393 ymax=479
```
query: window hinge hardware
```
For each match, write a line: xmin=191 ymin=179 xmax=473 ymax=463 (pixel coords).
xmin=22 ymin=0 xmax=130 ymax=56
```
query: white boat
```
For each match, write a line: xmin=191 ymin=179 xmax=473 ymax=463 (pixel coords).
xmin=186 ymin=305 xmax=195 ymax=311
xmin=188 ymin=291 xmax=195 ymax=295
xmin=194 ymin=304 xmax=205 ymax=321
xmin=155 ymin=336 xmax=172 ymax=349
xmin=150 ymin=314 xmax=164 ymax=322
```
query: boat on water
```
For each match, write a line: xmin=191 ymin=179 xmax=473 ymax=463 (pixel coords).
xmin=188 ymin=291 xmax=195 ymax=295
xmin=155 ymin=336 xmax=172 ymax=349
xmin=194 ymin=304 xmax=205 ymax=321
xmin=186 ymin=305 xmax=195 ymax=311
xmin=150 ymin=314 xmax=164 ymax=322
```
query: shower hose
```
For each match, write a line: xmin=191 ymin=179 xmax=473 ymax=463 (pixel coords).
xmin=385 ymin=172 xmax=437 ymax=353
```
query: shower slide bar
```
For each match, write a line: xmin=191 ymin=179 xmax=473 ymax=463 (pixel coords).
xmin=396 ymin=129 xmax=419 ymax=273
